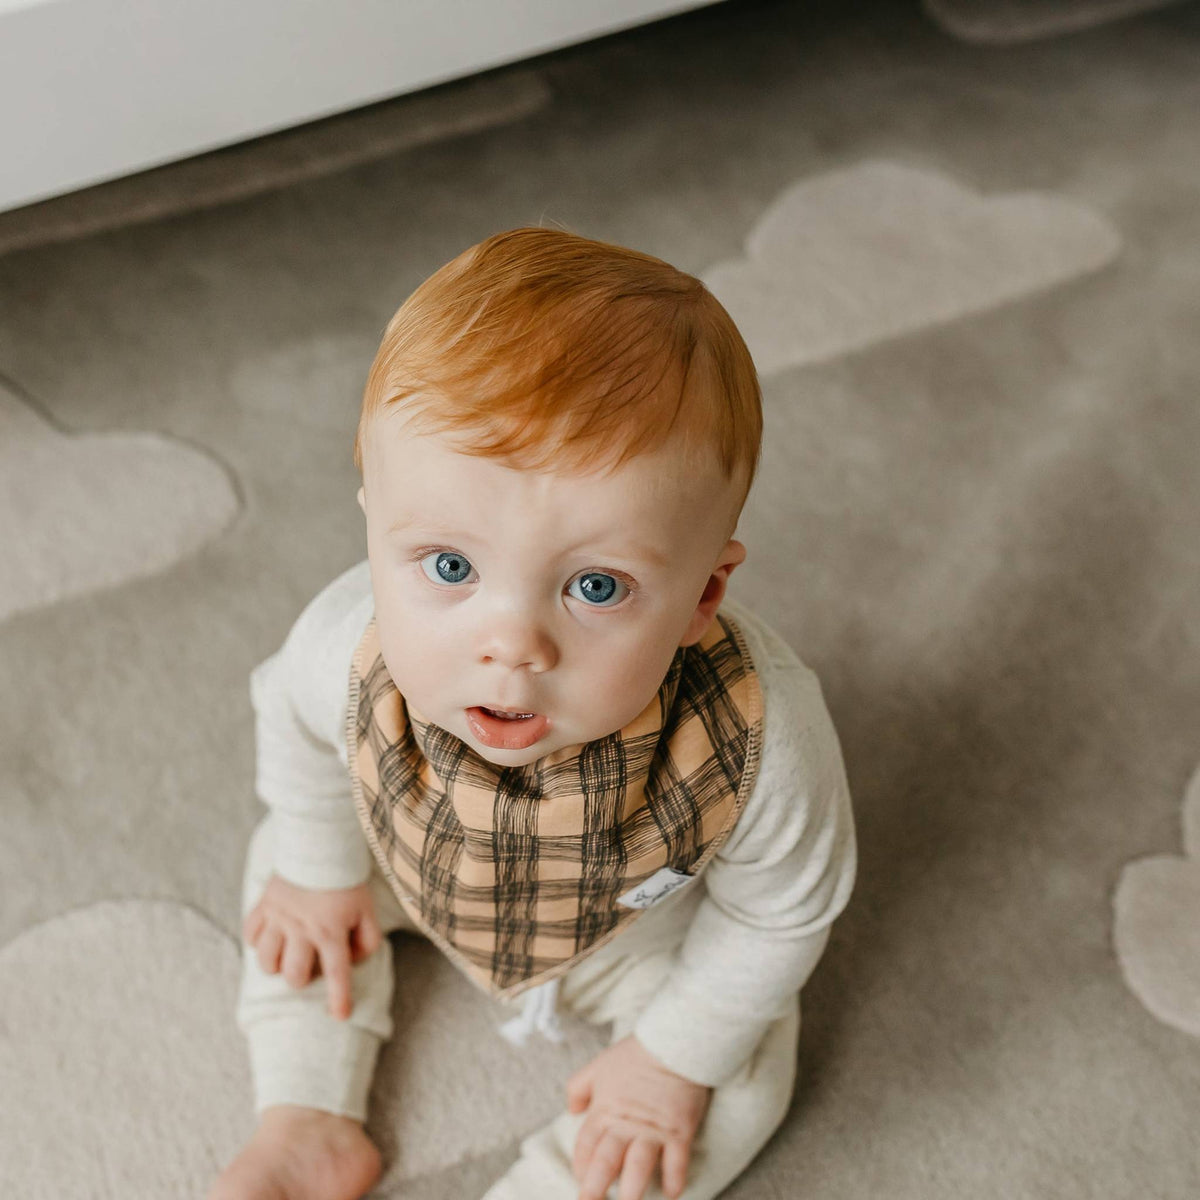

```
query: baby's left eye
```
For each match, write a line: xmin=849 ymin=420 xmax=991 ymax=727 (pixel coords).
xmin=567 ymin=572 xmax=629 ymax=607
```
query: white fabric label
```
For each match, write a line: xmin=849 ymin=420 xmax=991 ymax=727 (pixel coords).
xmin=616 ymin=867 xmax=695 ymax=909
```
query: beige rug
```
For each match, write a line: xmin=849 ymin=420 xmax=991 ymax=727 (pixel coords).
xmin=0 ymin=70 xmax=549 ymax=257
xmin=923 ymin=0 xmax=1187 ymax=42
xmin=1115 ymin=763 xmax=1200 ymax=1038
xmin=0 ymin=375 xmax=238 ymax=621
xmin=701 ymin=159 xmax=1120 ymax=373
xmin=2 ymin=0 xmax=1198 ymax=1195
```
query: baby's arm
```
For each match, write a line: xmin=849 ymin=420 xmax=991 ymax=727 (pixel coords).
xmin=245 ymin=564 xmax=382 ymax=1017
xmin=568 ymin=643 xmax=856 ymax=1199
xmin=629 ymin=653 xmax=857 ymax=1086
xmin=243 ymin=875 xmax=381 ymax=1020
xmin=249 ymin=607 xmax=373 ymax=894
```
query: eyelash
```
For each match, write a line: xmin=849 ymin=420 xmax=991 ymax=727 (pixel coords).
xmin=410 ymin=547 xmax=638 ymax=602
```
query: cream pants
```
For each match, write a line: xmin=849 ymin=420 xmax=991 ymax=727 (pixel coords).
xmin=236 ymin=813 xmax=800 ymax=1200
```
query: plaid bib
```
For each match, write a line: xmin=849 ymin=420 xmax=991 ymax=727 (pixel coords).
xmin=345 ymin=612 xmax=763 ymax=1000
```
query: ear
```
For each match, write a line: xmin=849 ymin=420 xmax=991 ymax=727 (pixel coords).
xmin=679 ymin=539 xmax=747 ymax=647
xmin=356 ymin=485 xmax=366 ymax=514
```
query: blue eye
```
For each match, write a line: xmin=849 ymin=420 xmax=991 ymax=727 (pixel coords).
xmin=421 ymin=551 xmax=476 ymax=585
xmin=568 ymin=572 xmax=628 ymax=607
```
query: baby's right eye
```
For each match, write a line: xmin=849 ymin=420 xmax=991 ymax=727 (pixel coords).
xmin=420 ymin=551 xmax=477 ymax=585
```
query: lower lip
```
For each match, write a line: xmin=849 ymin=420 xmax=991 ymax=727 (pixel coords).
xmin=465 ymin=707 xmax=551 ymax=751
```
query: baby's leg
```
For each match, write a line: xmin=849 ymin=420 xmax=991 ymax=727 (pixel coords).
xmin=208 ymin=813 xmax=415 ymax=1200
xmin=236 ymin=811 xmax=413 ymax=1119
xmin=480 ymin=958 xmax=800 ymax=1200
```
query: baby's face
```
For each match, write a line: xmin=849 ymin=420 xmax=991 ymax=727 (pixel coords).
xmin=357 ymin=409 xmax=745 ymax=767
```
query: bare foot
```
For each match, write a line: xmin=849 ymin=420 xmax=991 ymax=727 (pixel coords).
xmin=207 ymin=1105 xmax=383 ymax=1200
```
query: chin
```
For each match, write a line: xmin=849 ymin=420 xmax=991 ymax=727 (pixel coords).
xmin=472 ymin=743 xmax=549 ymax=768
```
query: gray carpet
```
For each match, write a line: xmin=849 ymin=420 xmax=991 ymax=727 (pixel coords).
xmin=0 ymin=69 xmax=551 ymax=258
xmin=2 ymin=0 xmax=1199 ymax=1196
xmin=923 ymin=0 xmax=1187 ymax=42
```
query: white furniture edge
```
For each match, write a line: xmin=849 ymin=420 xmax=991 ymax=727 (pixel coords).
xmin=1 ymin=0 xmax=719 ymax=213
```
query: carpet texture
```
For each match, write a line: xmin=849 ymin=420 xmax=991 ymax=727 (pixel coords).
xmin=1114 ymin=763 xmax=1200 ymax=1038
xmin=0 ymin=69 xmax=550 ymax=258
xmin=0 ymin=376 xmax=239 ymax=621
xmin=0 ymin=902 xmax=251 ymax=1194
xmin=923 ymin=0 xmax=1187 ymax=41
xmin=1 ymin=0 xmax=1198 ymax=1196
xmin=701 ymin=159 xmax=1120 ymax=372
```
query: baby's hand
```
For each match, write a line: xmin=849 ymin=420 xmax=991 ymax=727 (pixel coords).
xmin=243 ymin=875 xmax=382 ymax=1020
xmin=566 ymin=1034 xmax=712 ymax=1200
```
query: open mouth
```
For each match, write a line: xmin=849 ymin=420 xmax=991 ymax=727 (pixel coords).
xmin=466 ymin=706 xmax=550 ymax=751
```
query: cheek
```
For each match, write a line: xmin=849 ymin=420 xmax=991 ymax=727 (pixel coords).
xmin=577 ymin=627 xmax=681 ymax=727
xmin=380 ymin=638 xmax=454 ymax=718
xmin=374 ymin=598 xmax=455 ymax=705
xmin=611 ymin=648 xmax=666 ymax=697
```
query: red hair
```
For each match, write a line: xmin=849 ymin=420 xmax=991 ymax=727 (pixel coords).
xmin=354 ymin=226 xmax=761 ymax=498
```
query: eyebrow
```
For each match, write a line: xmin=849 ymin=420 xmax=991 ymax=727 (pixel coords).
xmin=387 ymin=517 xmax=466 ymax=539
xmin=615 ymin=541 xmax=671 ymax=568
xmin=561 ymin=537 xmax=672 ymax=570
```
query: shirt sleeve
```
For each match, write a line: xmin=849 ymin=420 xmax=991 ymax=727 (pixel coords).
xmin=632 ymin=618 xmax=857 ymax=1087
xmin=248 ymin=562 xmax=375 ymax=890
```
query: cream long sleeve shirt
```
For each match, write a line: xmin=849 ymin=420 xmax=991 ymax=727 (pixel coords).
xmin=248 ymin=559 xmax=856 ymax=1087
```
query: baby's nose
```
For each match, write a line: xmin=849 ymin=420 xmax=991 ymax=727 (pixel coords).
xmin=477 ymin=615 xmax=558 ymax=673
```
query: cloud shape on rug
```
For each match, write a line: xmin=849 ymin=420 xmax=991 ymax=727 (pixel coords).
xmin=922 ymin=0 xmax=1185 ymax=45
xmin=0 ymin=381 xmax=239 ymax=622
xmin=0 ymin=899 xmax=606 ymax=1197
xmin=1113 ymin=763 xmax=1200 ymax=1038
xmin=0 ymin=900 xmax=252 ymax=1198
xmin=701 ymin=160 xmax=1121 ymax=376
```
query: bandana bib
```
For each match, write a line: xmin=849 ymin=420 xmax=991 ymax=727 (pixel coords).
xmin=345 ymin=612 xmax=763 ymax=1000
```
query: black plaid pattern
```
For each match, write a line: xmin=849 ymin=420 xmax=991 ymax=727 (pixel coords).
xmin=346 ymin=612 xmax=763 ymax=996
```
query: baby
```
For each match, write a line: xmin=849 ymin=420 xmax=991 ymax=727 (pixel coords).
xmin=209 ymin=227 xmax=856 ymax=1200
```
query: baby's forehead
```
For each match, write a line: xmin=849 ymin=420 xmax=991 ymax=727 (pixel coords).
xmin=368 ymin=408 xmax=708 ymax=483
xmin=367 ymin=423 xmax=736 ymax=550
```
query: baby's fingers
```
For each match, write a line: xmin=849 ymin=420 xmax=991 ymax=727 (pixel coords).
xmin=319 ymin=937 xmax=354 ymax=1020
xmin=242 ymin=906 xmax=265 ymax=947
xmin=616 ymin=1136 xmax=660 ymax=1200
xmin=572 ymin=1110 xmax=603 ymax=1183
xmin=280 ymin=935 xmax=317 ymax=990
xmin=254 ymin=925 xmax=284 ymax=976
xmin=660 ymin=1138 xmax=692 ymax=1199
xmin=578 ymin=1129 xmax=629 ymax=1200
xmin=350 ymin=909 xmax=382 ymax=963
